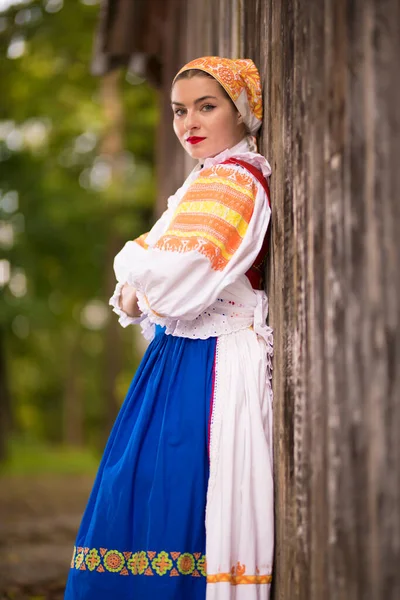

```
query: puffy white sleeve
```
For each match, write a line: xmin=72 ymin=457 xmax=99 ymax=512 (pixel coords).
xmin=124 ymin=163 xmax=271 ymax=323
xmin=108 ymin=233 xmax=149 ymax=327
xmin=108 ymin=197 xmax=180 ymax=327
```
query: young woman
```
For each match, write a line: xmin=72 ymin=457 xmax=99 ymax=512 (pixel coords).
xmin=65 ymin=56 xmax=274 ymax=600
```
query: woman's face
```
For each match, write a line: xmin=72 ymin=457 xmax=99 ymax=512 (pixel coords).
xmin=171 ymin=76 xmax=245 ymax=160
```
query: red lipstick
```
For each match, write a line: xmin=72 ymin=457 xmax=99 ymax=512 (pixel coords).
xmin=186 ymin=136 xmax=206 ymax=145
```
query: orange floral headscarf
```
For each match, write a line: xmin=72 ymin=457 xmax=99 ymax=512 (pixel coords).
xmin=174 ymin=56 xmax=263 ymax=135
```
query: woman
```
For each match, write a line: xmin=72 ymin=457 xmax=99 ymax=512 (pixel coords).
xmin=65 ymin=56 xmax=274 ymax=600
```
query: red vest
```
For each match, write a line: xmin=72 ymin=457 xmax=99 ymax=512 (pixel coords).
xmin=221 ymin=158 xmax=271 ymax=290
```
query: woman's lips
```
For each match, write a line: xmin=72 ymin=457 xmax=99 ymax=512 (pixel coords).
xmin=186 ymin=137 xmax=206 ymax=145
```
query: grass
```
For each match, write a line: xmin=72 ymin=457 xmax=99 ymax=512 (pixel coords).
xmin=0 ymin=438 xmax=99 ymax=476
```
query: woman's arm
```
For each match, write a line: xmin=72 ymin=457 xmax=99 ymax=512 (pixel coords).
xmin=126 ymin=163 xmax=271 ymax=322
xmin=119 ymin=283 xmax=141 ymax=318
xmin=109 ymin=235 xmax=149 ymax=327
xmin=109 ymin=199 xmax=181 ymax=327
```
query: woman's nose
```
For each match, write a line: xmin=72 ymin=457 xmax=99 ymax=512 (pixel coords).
xmin=184 ymin=111 xmax=199 ymax=131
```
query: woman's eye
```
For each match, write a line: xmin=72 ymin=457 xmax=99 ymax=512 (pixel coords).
xmin=201 ymin=104 xmax=215 ymax=112
xmin=174 ymin=108 xmax=186 ymax=117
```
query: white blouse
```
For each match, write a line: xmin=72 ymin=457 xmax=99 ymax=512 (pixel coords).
xmin=109 ymin=138 xmax=272 ymax=345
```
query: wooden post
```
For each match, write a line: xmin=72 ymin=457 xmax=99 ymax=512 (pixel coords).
xmin=158 ymin=0 xmax=400 ymax=597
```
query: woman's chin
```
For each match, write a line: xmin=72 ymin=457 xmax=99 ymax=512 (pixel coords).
xmin=184 ymin=145 xmax=208 ymax=160
xmin=184 ymin=144 xmax=225 ymax=161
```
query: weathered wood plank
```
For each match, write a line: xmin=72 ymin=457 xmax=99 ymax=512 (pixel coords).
xmin=307 ymin=1 xmax=329 ymax=598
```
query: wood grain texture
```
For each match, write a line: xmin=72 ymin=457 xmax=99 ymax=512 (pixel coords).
xmin=147 ymin=0 xmax=400 ymax=596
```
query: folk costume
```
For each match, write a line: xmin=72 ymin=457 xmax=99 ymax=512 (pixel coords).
xmin=65 ymin=57 xmax=274 ymax=600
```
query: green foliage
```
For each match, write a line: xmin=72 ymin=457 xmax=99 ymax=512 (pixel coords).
xmin=0 ymin=437 xmax=99 ymax=475
xmin=0 ymin=0 xmax=157 ymax=453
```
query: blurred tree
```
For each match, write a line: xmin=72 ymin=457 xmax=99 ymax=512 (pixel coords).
xmin=0 ymin=0 xmax=157 ymax=458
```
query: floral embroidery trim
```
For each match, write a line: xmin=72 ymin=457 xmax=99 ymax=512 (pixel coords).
xmin=155 ymin=165 xmax=258 ymax=271
xmin=70 ymin=546 xmax=206 ymax=578
xmin=207 ymin=573 xmax=272 ymax=585
xmin=70 ymin=548 xmax=272 ymax=585
xmin=134 ymin=232 xmax=149 ymax=249
xmin=207 ymin=562 xmax=272 ymax=585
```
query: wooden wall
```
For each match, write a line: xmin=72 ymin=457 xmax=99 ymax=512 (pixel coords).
xmin=158 ymin=0 xmax=400 ymax=598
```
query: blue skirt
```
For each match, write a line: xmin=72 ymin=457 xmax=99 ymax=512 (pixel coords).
xmin=65 ymin=326 xmax=217 ymax=599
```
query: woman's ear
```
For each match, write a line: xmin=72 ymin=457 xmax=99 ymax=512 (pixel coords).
xmin=237 ymin=113 xmax=246 ymax=136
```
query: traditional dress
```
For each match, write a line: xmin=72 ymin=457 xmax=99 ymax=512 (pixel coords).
xmin=65 ymin=58 xmax=274 ymax=600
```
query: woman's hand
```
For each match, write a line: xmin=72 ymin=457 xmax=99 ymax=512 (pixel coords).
xmin=120 ymin=283 xmax=141 ymax=318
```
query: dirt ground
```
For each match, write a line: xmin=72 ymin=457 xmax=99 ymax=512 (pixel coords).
xmin=0 ymin=475 xmax=94 ymax=600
